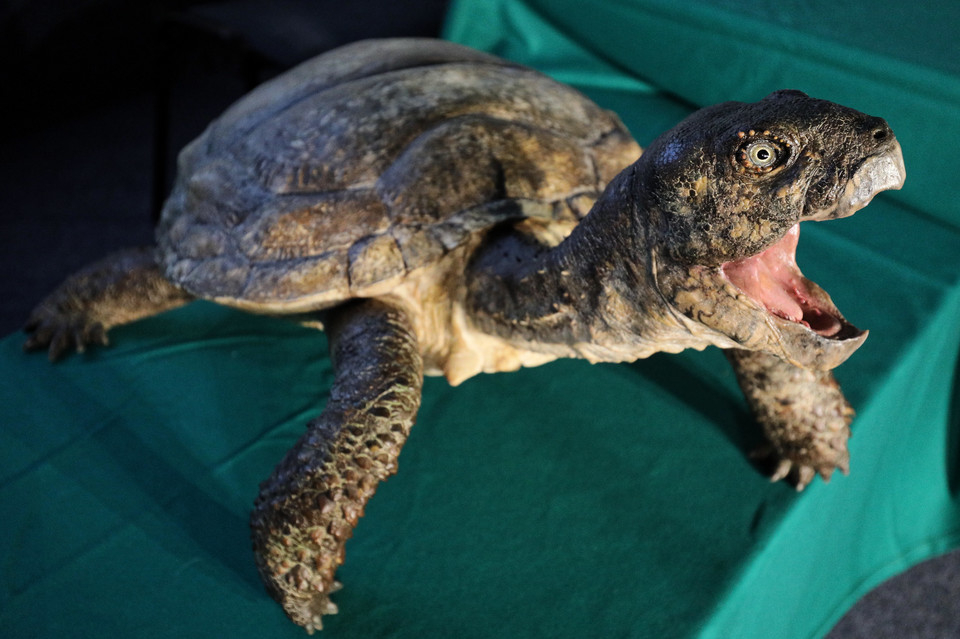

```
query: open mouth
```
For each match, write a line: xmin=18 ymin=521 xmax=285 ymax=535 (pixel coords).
xmin=721 ymin=224 xmax=848 ymax=338
xmin=720 ymin=142 xmax=905 ymax=341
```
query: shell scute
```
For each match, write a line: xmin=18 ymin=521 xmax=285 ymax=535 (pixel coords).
xmin=157 ymin=39 xmax=641 ymax=310
xmin=241 ymin=191 xmax=391 ymax=262
xmin=389 ymin=225 xmax=446 ymax=271
xmin=376 ymin=115 xmax=597 ymax=227
xmin=187 ymin=256 xmax=250 ymax=300
xmin=347 ymin=235 xmax=406 ymax=292
xmin=210 ymin=38 xmax=512 ymax=148
xmin=242 ymin=251 xmax=349 ymax=309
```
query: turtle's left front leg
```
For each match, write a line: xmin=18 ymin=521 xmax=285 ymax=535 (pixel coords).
xmin=250 ymin=299 xmax=423 ymax=632
xmin=726 ymin=348 xmax=854 ymax=490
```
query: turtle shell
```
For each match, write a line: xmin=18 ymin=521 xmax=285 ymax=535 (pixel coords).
xmin=157 ymin=38 xmax=640 ymax=312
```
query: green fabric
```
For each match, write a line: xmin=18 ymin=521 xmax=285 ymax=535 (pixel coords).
xmin=446 ymin=0 xmax=960 ymax=230
xmin=3 ymin=3 xmax=960 ymax=638
xmin=3 ymin=216 xmax=960 ymax=639
xmin=442 ymin=1 xmax=960 ymax=637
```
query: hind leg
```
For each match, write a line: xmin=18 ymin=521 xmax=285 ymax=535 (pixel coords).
xmin=250 ymin=299 xmax=423 ymax=632
xmin=24 ymin=246 xmax=192 ymax=360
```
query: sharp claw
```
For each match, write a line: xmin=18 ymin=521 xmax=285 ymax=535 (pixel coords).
xmin=73 ymin=328 xmax=87 ymax=353
xmin=48 ymin=331 xmax=71 ymax=362
xmin=795 ymin=466 xmax=816 ymax=491
xmin=770 ymin=458 xmax=793 ymax=482
xmin=23 ymin=313 xmax=108 ymax=360
xmin=23 ymin=334 xmax=41 ymax=352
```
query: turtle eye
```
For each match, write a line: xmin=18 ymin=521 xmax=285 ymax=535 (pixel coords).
xmin=747 ymin=142 xmax=777 ymax=167
xmin=736 ymin=137 xmax=787 ymax=173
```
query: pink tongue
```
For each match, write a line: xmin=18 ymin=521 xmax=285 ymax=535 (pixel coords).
xmin=721 ymin=225 xmax=805 ymax=322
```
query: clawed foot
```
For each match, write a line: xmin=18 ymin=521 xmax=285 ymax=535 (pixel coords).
xmin=751 ymin=442 xmax=850 ymax=491
xmin=23 ymin=304 xmax=109 ymax=361
xmin=725 ymin=349 xmax=855 ymax=491
xmin=298 ymin=580 xmax=342 ymax=634
xmin=22 ymin=246 xmax=192 ymax=362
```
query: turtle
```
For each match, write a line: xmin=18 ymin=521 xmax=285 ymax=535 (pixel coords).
xmin=23 ymin=38 xmax=905 ymax=632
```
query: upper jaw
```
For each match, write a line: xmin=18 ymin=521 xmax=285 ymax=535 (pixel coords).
xmin=656 ymin=138 xmax=905 ymax=371
xmin=803 ymin=139 xmax=906 ymax=221
xmin=713 ymin=138 xmax=905 ymax=369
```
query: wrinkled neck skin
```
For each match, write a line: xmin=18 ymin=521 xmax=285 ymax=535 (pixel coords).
xmin=465 ymin=169 xmax=735 ymax=364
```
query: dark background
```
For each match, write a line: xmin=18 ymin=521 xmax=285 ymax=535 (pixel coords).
xmin=1 ymin=2 xmax=957 ymax=636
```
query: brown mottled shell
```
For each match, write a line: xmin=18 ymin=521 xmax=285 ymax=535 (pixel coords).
xmin=157 ymin=38 xmax=640 ymax=312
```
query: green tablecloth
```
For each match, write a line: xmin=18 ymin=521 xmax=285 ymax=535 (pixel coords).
xmin=3 ymin=2 xmax=959 ymax=638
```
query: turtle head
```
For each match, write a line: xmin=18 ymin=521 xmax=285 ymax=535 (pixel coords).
xmin=640 ymin=90 xmax=905 ymax=369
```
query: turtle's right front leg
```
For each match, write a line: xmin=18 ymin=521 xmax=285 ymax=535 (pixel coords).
xmin=250 ymin=299 xmax=423 ymax=633
xmin=24 ymin=246 xmax=192 ymax=360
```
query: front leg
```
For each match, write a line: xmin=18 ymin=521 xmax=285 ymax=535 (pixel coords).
xmin=24 ymin=246 xmax=192 ymax=360
xmin=250 ymin=299 xmax=423 ymax=633
xmin=726 ymin=348 xmax=853 ymax=490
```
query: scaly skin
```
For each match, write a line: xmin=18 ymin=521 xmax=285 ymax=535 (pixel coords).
xmin=249 ymin=300 xmax=423 ymax=632
xmin=22 ymin=40 xmax=907 ymax=633
xmin=726 ymin=348 xmax=853 ymax=489
xmin=23 ymin=247 xmax=192 ymax=360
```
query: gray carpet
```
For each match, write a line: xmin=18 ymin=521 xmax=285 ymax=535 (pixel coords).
xmin=2 ymin=2 xmax=957 ymax=637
